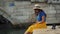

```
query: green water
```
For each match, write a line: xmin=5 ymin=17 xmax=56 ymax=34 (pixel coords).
xmin=0 ymin=29 xmax=26 ymax=34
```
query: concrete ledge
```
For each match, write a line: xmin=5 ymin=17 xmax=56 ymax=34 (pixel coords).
xmin=33 ymin=29 xmax=60 ymax=34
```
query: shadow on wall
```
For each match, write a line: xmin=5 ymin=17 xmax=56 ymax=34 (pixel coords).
xmin=0 ymin=15 xmax=13 ymax=29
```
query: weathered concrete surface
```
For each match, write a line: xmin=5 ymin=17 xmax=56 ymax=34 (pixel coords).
xmin=33 ymin=26 xmax=60 ymax=34
xmin=3 ymin=1 xmax=60 ymax=25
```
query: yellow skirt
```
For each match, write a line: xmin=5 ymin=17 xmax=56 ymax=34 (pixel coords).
xmin=25 ymin=22 xmax=47 ymax=33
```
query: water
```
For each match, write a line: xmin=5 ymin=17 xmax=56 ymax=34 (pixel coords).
xmin=0 ymin=29 xmax=26 ymax=34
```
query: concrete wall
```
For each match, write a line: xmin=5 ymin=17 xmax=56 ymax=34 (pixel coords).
xmin=3 ymin=1 xmax=60 ymax=24
xmin=48 ymin=0 xmax=60 ymax=3
xmin=31 ymin=0 xmax=46 ymax=2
